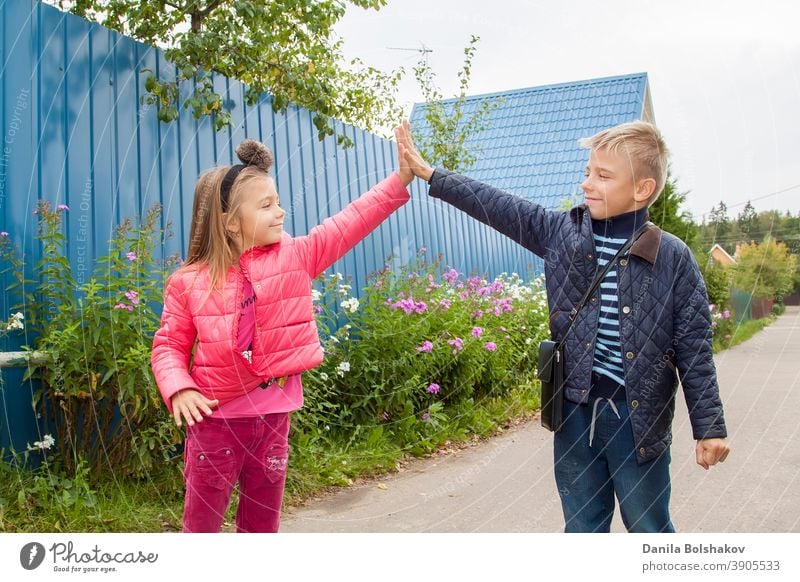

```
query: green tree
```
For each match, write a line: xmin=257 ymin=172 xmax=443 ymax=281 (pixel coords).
xmin=707 ymin=201 xmax=731 ymax=243
xmin=411 ymin=35 xmax=503 ymax=172
xmin=737 ymin=200 xmax=758 ymax=241
xmin=49 ymin=0 xmax=402 ymax=144
xmin=648 ymin=172 xmax=698 ymax=249
xmin=732 ymin=237 xmax=797 ymax=301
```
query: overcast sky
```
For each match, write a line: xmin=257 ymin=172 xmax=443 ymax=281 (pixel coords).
xmin=334 ymin=0 xmax=800 ymax=221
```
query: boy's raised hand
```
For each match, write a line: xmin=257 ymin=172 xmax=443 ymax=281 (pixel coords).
xmin=696 ymin=437 xmax=730 ymax=470
xmin=396 ymin=119 xmax=434 ymax=182
xmin=170 ymin=388 xmax=219 ymax=427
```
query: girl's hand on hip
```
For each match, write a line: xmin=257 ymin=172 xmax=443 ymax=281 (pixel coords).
xmin=171 ymin=389 xmax=219 ymax=427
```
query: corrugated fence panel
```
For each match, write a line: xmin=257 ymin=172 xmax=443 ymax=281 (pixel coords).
xmin=0 ymin=0 xmax=529 ymax=454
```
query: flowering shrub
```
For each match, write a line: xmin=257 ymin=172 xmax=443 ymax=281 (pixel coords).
xmin=0 ymin=201 xmax=181 ymax=476
xmin=709 ymin=303 xmax=735 ymax=351
xmin=295 ymin=252 xmax=550 ymax=454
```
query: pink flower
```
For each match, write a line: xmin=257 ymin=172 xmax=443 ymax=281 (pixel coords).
xmin=484 ymin=342 xmax=497 ymax=352
xmin=126 ymin=251 xmax=137 ymax=262
xmin=382 ymin=411 xmax=390 ymax=421
xmin=442 ymin=268 xmax=460 ymax=285
xmin=0 ymin=232 xmax=8 ymax=237
xmin=419 ymin=246 xmax=427 ymax=255
xmin=427 ymin=383 xmax=441 ymax=394
xmin=437 ymin=299 xmax=452 ymax=309
xmin=57 ymin=204 xmax=70 ymax=211
xmin=723 ymin=310 xmax=731 ymax=319
xmin=417 ymin=340 xmax=434 ymax=353
xmin=421 ymin=412 xmax=431 ymax=421
xmin=447 ymin=337 xmax=464 ymax=354
xmin=472 ymin=310 xmax=483 ymax=319
xmin=113 ymin=303 xmax=127 ymax=310
xmin=124 ymin=290 xmax=139 ymax=304
xmin=315 ymin=305 xmax=323 ymax=314
xmin=471 ymin=326 xmax=483 ymax=338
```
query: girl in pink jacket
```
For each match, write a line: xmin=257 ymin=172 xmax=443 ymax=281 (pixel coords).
xmin=151 ymin=132 xmax=413 ymax=532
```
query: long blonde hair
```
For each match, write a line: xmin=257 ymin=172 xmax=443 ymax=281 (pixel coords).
xmin=173 ymin=166 xmax=272 ymax=310
xmin=169 ymin=139 xmax=275 ymax=309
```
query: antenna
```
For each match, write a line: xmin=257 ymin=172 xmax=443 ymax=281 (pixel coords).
xmin=387 ymin=44 xmax=433 ymax=64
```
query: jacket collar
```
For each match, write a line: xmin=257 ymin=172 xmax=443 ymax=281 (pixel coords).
xmin=569 ymin=204 xmax=662 ymax=265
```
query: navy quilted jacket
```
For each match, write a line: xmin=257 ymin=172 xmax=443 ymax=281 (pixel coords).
xmin=428 ymin=168 xmax=727 ymax=463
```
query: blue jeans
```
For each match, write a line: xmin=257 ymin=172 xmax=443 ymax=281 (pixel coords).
xmin=554 ymin=398 xmax=675 ymax=533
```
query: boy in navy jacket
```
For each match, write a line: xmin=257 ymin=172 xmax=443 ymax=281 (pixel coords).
xmin=396 ymin=119 xmax=729 ymax=532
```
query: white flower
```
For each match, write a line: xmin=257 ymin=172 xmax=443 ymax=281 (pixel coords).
xmin=5 ymin=312 xmax=24 ymax=331
xmin=340 ymin=298 xmax=359 ymax=313
xmin=525 ymin=338 xmax=533 ymax=345
xmin=33 ymin=434 xmax=55 ymax=450
xmin=311 ymin=289 xmax=322 ymax=302
xmin=336 ymin=361 xmax=351 ymax=377
xmin=333 ymin=273 xmax=343 ymax=282
xmin=329 ymin=336 xmax=340 ymax=343
xmin=337 ymin=284 xmax=352 ymax=296
xmin=319 ymin=372 xmax=329 ymax=381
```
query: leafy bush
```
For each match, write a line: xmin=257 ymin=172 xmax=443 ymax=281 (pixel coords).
xmin=0 ymin=201 xmax=181 ymax=477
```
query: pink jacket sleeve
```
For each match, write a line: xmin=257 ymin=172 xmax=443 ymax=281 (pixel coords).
xmin=296 ymin=171 xmax=410 ymax=278
xmin=151 ymin=272 xmax=200 ymax=413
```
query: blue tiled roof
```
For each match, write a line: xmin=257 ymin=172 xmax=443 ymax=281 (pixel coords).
xmin=409 ymin=72 xmax=650 ymax=208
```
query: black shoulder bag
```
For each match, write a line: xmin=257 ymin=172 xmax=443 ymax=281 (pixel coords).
xmin=538 ymin=221 xmax=652 ymax=432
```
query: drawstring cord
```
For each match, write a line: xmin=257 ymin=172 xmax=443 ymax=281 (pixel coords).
xmin=588 ymin=398 xmax=620 ymax=447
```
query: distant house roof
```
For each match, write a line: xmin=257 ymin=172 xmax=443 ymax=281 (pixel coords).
xmin=410 ymin=72 xmax=654 ymax=208
xmin=710 ymin=243 xmax=737 ymax=266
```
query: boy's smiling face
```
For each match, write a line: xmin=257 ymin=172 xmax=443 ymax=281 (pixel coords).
xmin=228 ymin=175 xmax=286 ymax=252
xmin=581 ymin=146 xmax=654 ymax=220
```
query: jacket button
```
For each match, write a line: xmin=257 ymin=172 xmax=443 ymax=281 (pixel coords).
xmin=619 ymin=259 xmax=628 ymax=267
xmin=199 ymin=454 xmax=205 ymax=461
xmin=590 ymin=296 xmax=598 ymax=304
xmin=625 ymin=351 xmax=634 ymax=360
xmin=585 ymin=341 xmax=592 ymax=348
xmin=622 ymin=305 xmax=631 ymax=314
xmin=587 ymin=253 xmax=593 ymax=260
xmin=631 ymin=399 xmax=639 ymax=408
xmin=639 ymin=447 xmax=646 ymax=455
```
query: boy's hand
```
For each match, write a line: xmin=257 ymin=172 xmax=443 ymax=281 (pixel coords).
xmin=396 ymin=119 xmax=434 ymax=182
xmin=695 ymin=438 xmax=730 ymax=470
xmin=171 ymin=389 xmax=219 ymax=427
xmin=394 ymin=124 xmax=414 ymax=186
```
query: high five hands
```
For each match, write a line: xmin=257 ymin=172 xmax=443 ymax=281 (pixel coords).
xmin=394 ymin=120 xmax=434 ymax=185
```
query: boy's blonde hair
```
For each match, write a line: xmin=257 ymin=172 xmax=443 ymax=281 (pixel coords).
xmin=579 ymin=121 xmax=669 ymax=206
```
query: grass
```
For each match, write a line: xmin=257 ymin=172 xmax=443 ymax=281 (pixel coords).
xmin=713 ymin=315 xmax=777 ymax=353
xmin=0 ymin=384 xmax=539 ymax=532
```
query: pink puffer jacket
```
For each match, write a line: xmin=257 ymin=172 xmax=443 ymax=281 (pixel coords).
xmin=151 ymin=172 xmax=410 ymax=413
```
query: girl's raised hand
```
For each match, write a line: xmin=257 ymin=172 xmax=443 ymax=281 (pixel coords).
xmin=170 ymin=389 xmax=219 ymax=427
xmin=397 ymin=120 xmax=434 ymax=182
xmin=394 ymin=125 xmax=414 ymax=186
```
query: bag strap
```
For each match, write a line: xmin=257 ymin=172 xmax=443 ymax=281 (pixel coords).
xmin=560 ymin=221 xmax=652 ymax=341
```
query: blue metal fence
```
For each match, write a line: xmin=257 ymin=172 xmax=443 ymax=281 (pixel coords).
xmin=0 ymin=0 xmax=535 ymax=454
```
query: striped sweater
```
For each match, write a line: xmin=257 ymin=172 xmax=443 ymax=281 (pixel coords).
xmin=589 ymin=207 xmax=650 ymax=400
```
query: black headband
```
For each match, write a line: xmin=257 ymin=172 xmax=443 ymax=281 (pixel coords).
xmin=220 ymin=164 xmax=246 ymax=212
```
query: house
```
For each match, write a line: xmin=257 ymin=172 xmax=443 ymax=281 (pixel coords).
xmin=709 ymin=243 xmax=737 ymax=267
xmin=410 ymin=72 xmax=655 ymax=209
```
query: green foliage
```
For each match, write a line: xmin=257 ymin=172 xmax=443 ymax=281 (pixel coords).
xmin=648 ymin=173 xmax=698 ymax=248
xmin=0 ymin=201 xmax=181 ymax=477
xmin=696 ymin=250 xmax=733 ymax=309
xmin=732 ymin=237 xmax=797 ymax=301
xmin=50 ymin=0 xmax=403 ymax=143
xmin=412 ymin=35 xmax=503 ymax=171
xmin=295 ymin=253 xmax=550 ymax=459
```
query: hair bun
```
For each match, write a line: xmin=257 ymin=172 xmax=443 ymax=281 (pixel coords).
xmin=236 ymin=139 xmax=274 ymax=173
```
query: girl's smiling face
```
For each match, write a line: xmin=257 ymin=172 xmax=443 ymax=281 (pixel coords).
xmin=227 ymin=175 xmax=286 ymax=252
